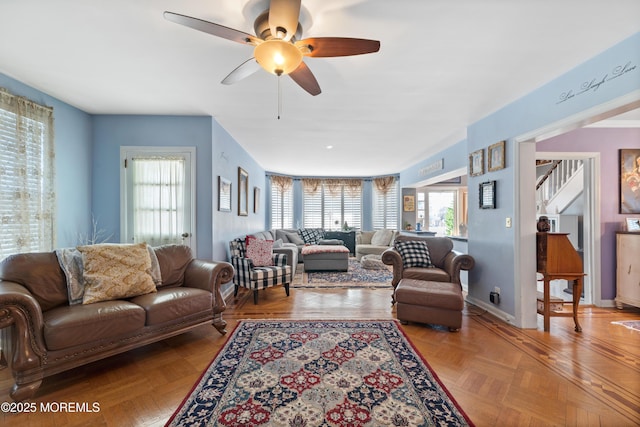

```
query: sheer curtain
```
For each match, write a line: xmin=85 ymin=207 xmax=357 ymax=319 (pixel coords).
xmin=0 ymin=88 xmax=55 ymax=260
xmin=131 ymin=157 xmax=185 ymax=246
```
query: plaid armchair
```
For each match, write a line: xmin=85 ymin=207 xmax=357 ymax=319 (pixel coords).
xmin=229 ymin=238 xmax=292 ymax=304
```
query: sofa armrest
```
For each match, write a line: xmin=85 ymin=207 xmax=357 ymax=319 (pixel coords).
xmin=442 ymin=250 xmax=475 ymax=285
xmin=0 ymin=281 xmax=47 ymax=380
xmin=273 ymin=247 xmax=298 ymax=275
xmin=381 ymin=247 xmax=403 ymax=289
xmin=183 ymin=260 xmax=234 ymax=334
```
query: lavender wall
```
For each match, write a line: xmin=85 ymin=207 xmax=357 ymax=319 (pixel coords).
xmin=537 ymin=127 xmax=640 ymax=299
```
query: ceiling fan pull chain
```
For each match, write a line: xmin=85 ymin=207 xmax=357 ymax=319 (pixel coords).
xmin=278 ymin=75 xmax=282 ymax=120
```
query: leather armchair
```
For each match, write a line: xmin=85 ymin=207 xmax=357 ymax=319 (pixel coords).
xmin=381 ymin=235 xmax=474 ymax=293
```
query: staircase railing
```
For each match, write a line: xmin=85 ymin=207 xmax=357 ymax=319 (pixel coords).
xmin=536 ymin=159 xmax=583 ymax=213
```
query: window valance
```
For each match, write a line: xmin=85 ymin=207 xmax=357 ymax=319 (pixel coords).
xmin=271 ymin=175 xmax=293 ymax=193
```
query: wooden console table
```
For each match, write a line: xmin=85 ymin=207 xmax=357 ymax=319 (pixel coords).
xmin=536 ymin=232 xmax=585 ymax=332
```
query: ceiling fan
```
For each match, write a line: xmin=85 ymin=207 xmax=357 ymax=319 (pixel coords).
xmin=164 ymin=0 xmax=380 ymax=96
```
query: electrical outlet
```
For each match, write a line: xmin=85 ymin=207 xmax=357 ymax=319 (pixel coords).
xmin=490 ymin=291 xmax=500 ymax=304
xmin=505 ymin=217 xmax=512 ymax=228
xmin=494 ymin=286 xmax=500 ymax=294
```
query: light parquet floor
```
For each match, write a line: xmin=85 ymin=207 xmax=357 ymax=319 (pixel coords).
xmin=1 ymin=286 xmax=639 ymax=426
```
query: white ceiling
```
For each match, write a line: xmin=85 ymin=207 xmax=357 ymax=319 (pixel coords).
xmin=1 ymin=0 xmax=638 ymax=177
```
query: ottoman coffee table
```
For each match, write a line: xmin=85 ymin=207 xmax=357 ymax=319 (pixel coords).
xmin=302 ymin=244 xmax=350 ymax=271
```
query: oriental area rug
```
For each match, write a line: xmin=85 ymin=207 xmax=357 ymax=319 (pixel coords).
xmin=166 ymin=320 xmax=474 ymax=427
xmin=291 ymin=259 xmax=393 ymax=289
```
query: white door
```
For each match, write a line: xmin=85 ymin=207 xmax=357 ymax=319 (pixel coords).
xmin=120 ymin=147 xmax=196 ymax=255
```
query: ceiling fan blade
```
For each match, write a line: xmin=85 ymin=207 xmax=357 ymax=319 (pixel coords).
xmin=164 ymin=11 xmax=260 ymax=45
xmin=269 ymin=0 xmax=301 ymax=41
xmin=289 ymin=61 xmax=321 ymax=96
xmin=297 ymin=37 xmax=380 ymax=57
xmin=221 ymin=58 xmax=261 ymax=85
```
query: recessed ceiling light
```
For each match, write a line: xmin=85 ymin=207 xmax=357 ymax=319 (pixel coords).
xmin=326 ymin=145 xmax=333 ymax=150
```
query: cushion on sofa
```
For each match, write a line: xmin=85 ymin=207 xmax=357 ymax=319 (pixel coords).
xmin=55 ymin=248 xmax=85 ymax=305
xmin=78 ymin=243 xmax=157 ymax=305
xmin=284 ymin=231 xmax=305 ymax=245
xmin=43 ymin=300 xmax=146 ymax=351
xmin=245 ymin=236 xmax=274 ymax=266
xmin=395 ymin=240 xmax=434 ymax=269
xmin=0 ymin=252 xmax=69 ymax=312
xmin=129 ymin=287 xmax=212 ymax=326
xmin=153 ymin=244 xmax=194 ymax=287
xmin=371 ymin=229 xmax=394 ymax=246
xmin=298 ymin=228 xmax=324 ymax=244
xmin=56 ymin=244 xmax=162 ymax=306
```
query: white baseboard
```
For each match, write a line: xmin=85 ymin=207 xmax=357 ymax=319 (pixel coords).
xmin=465 ymin=296 xmax=518 ymax=327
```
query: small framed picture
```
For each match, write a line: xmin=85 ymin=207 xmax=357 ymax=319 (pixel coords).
xmin=403 ymin=195 xmax=415 ymax=212
xmin=488 ymin=140 xmax=505 ymax=172
xmin=479 ymin=181 xmax=496 ymax=209
xmin=626 ymin=218 xmax=640 ymax=231
xmin=218 ymin=176 xmax=231 ymax=212
xmin=469 ymin=149 xmax=484 ymax=177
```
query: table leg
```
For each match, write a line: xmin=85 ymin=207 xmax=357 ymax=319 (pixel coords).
xmin=572 ymin=277 xmax=583 ymax=332
xmin=543 ymin=278 xmax=551 ymax=332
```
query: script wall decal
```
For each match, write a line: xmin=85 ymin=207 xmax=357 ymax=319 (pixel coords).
xmin=556 ymin=61 xmax=637 ymax=105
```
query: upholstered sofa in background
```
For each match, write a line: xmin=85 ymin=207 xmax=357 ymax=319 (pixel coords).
xmin=0 ymin=244 xmax=233 ymax=401
xmin=355 ymin=230 xmax=399 ymax=260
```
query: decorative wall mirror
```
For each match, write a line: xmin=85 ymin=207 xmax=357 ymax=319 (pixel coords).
xmin=238 ymin=167 xmax=249 ymax=216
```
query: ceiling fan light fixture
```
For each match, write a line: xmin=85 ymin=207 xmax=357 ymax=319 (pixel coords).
xmin=254 ymin=39 xmax=303 ymax=76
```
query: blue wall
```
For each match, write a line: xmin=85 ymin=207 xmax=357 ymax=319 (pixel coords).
xmin=0 ymin=72 xmax=266 ymax=262
xmin=92 ymin=115 xmax=215 ymax=259
xmin=400 ymin=32 xmax=640 ymax=320
xmin=0 ymin=73 xmax=93 ymax=248
xmin=211 ymin=120 xmax=266 ymax=261
xmin=468 ymin=32 xmax=639 ymax=317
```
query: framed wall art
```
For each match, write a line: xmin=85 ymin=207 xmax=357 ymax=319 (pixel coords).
xmin=403 ymin=195 xmax=415 ymax=212
xmin=469 ymin=149 xmax=484 ymax=177
xmin=488 ymin=140 xmax=505 ymax=172
xmin=626 ymin=217 xmax=640 ymax=232
xmin=620 ymin=149 xmax=640 ymax=214
xmin=253 ymin=187 xmax=260 ymax=213
xmin=479 ymin=180 xmax=496 ymax=209
xmin=238 ymin=167 xmax=249 ymax=216
xmin=218 ymin=176 xmax=231 ymax=212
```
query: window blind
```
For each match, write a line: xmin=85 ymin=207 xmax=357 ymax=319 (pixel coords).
xmin=271 ymin=179 xmax=293 ymax=229
xmin=0 ymin=89 xmax=54 ymax=260
xmin=372 ymin=179 xmax=398 ymax=229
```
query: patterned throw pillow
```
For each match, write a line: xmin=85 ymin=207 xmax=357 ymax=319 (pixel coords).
xmin=394 ymin=240 xmax=434 ymax=268
xmin=56 ymin=244 xmax=161 ymax=305
xmin=78 ymin=243 xmax=157 ymax=305
xmin=298 ymin=228 xmax=324 ymax=244
xmin=246 ymin=238 xmax=274 ymax=266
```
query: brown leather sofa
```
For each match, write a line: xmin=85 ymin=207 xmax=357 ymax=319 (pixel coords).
xmin=381 ymin=235 xmax=475 ymax=293
xmin=0 ymin=245 xmax=233 ymax=401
